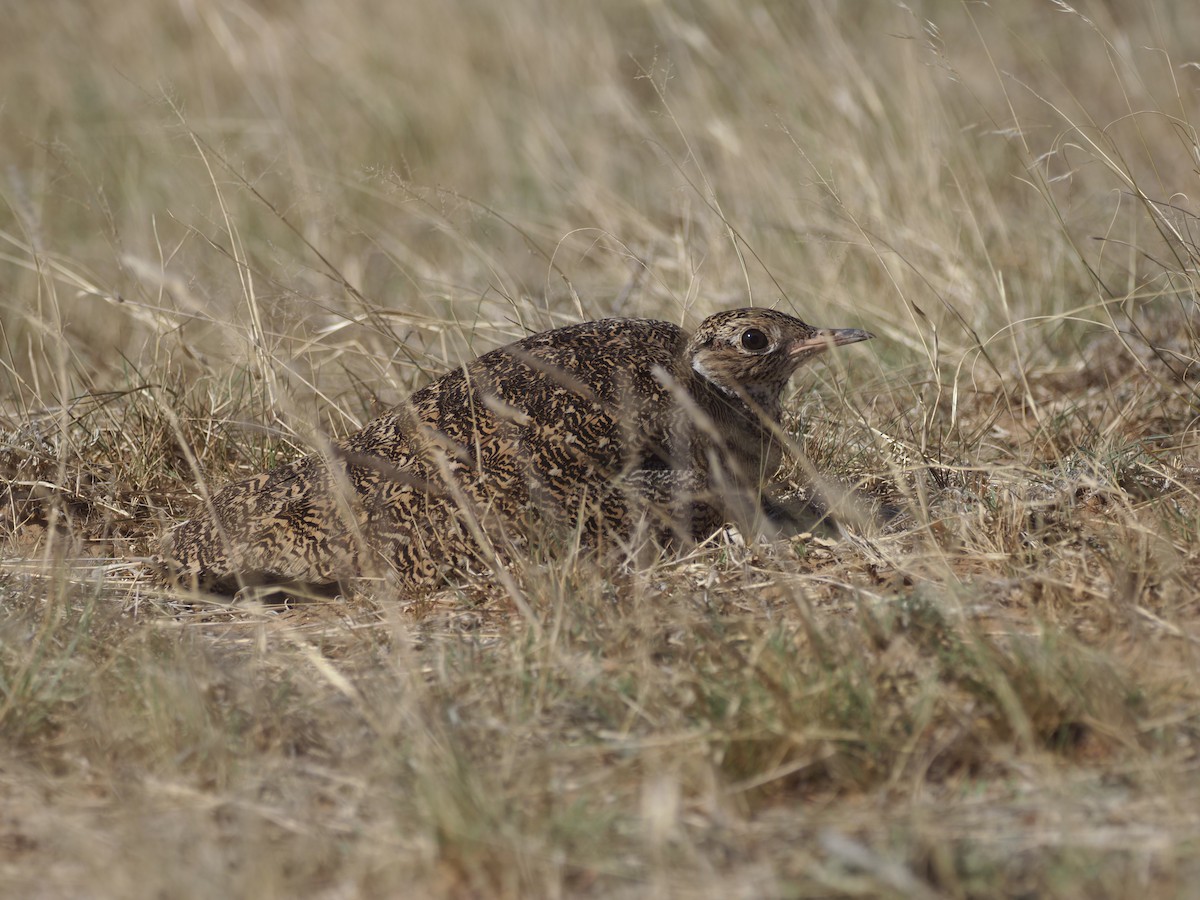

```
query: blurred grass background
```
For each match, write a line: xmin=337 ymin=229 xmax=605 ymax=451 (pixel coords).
xmin=7 ymin=1 xmax=1193 ymax=408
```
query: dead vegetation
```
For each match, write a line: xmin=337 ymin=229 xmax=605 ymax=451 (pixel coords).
xmin=2 ymin=1 xmax=1200 ymax=896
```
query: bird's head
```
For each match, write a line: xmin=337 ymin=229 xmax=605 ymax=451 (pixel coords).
xmin=685 ymin=308 xmax=873 ymax=412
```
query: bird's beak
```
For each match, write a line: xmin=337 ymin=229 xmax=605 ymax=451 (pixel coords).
xmin=787 ymin=326 xmax=874 ymax=357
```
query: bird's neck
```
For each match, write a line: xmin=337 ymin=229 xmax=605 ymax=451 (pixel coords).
xmin=685 ymin=369 xmax=784 ymax=482
xmin=687 ymin=363 xmax=782 ymax=426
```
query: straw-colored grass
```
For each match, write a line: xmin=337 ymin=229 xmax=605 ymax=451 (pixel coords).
xmin=3 ymin=1 xmax=1199 ymax=896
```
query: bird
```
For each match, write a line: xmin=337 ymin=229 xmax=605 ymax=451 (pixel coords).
xmin=158 ymin=307 xmax=872 ymax=595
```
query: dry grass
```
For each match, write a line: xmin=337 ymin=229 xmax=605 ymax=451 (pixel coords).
xmin=3 ymin=0 xmax=1200 ymax=896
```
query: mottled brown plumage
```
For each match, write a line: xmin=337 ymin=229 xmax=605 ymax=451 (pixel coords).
xmin=159 ymin=308 xmax=872 ymax=594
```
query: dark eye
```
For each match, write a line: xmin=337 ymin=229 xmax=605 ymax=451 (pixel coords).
xmin=740 ymin=328 xmax=769 ymax=352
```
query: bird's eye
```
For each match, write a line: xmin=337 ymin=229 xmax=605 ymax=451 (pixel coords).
xmin=740 ymin=328 xmax=769 ymax=352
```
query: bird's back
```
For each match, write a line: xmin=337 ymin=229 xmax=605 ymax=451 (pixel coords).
xmin=161 ymin=317 xmax=691 ymax=592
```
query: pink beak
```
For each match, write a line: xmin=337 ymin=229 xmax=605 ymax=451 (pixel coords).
xmin=788 ymin=326 xmax=874 ymax=356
